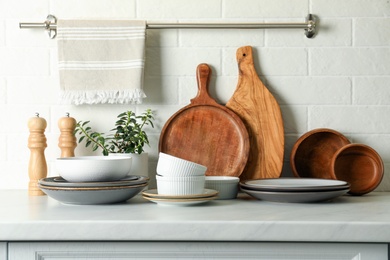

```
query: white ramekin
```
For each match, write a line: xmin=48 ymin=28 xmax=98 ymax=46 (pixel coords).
xmin=156 ymin=175 xmax=205 ymax=195
xmin=157 ymin=152 xmax=207 ymax=177
xmin=205 ymin=176 xmax=239 ymax=199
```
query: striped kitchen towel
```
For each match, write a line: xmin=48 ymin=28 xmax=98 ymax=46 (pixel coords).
xmin=56 ymin=19 xmax=146 ymax=105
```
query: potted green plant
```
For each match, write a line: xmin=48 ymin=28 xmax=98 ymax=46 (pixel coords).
xmin=74 ymin=109 xmax=154 ymax=178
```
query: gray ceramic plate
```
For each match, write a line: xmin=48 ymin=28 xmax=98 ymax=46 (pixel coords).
xmin=240 ymin=187 xmax=349 ymax=203
xmin=39 ymin=175 xmax=148 ymax=188
xmin=39 ymin=183 xmax=147 ymax=205
xmin=240 ymin=178 xmax=349 ymax=192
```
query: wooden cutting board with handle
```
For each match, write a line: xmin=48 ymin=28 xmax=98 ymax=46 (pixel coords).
xmin=159 ymin=63 xmax=249 ymax=177
xmin=226 ymin=46 xmax=284 ymax=180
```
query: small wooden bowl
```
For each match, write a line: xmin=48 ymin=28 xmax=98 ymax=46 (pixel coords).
xmin=290 ymin=128 xmax=351 ymax=179
xmin=331 ymin=144 xmax=384 ymax=196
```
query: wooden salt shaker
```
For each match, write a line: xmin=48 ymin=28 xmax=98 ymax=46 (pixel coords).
xmin=27 ymin=113 xmax=47 ymax=196
xmin=58 ymin=112 xmax=77 ymax=158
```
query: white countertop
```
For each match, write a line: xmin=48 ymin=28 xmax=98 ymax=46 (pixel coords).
xmin=0 ymin=190 xmax=389 ymax=243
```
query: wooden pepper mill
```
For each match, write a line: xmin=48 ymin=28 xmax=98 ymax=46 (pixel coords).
xmin=27 ymin=113 xmax=47 ymax=196
xmin=58 ymin=112 xmax=77 ymax=158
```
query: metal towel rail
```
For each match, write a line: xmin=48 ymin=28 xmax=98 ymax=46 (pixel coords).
xmin=19 ymin=14 xmax=316 ymax=39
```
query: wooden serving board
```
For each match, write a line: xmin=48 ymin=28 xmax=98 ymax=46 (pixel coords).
xmin=226 ymin=46 xmax=284 ymax=180
xmin=159 ymin=63 xmax=249 ymax=177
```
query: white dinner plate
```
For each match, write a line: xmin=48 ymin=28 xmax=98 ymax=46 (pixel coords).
xmin=142 ymin=195 xmax=217 ymax=206
xmin=240 ymin=178 xmax=349 ymax=192
xmin=240 ymin=187 xmax=349 ymax=203
xmin=142 ymin=189 xmax=218 ymax=199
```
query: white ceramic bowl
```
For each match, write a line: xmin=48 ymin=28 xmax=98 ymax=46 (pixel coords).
xmin=157 ymin=152 xmax=207 ymax=177
xmin=205 ymin=176 xmax=239 ymax=199
xmin=56 ymin=156 xmax=132 ymax=182
xmin=156 ymin=175 xmax=205 ymax=195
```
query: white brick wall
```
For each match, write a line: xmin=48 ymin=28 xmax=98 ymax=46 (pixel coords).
xmin=0 ymin=0 xmax=389 ymax=191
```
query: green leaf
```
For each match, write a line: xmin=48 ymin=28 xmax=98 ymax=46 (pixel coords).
xmin=97 ymin=137 xmax=105 ymax=144
xmin=82 ymin=121 xmax=90 ymax=127
xmin=117 ymin=112 xmax=127 ymax=118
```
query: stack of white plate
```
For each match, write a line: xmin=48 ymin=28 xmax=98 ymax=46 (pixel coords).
xmin=38 ymin=176 xmax=149 ymax=205
xmin=142 ymin=189 xmax=218 ymax=206
xmin=240 ymin=178 xmax=350 ymax=203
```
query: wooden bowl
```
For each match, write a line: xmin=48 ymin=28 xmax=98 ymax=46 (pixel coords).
xmin=331 ymin=144 xmax=384 ymax=196
xmin=290 ymin=128 xmax=351 ymax=179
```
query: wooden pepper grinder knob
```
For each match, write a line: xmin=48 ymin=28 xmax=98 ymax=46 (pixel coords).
xmin=28 ymin=113 xmax=47 ymax=196
xmin=58 ymin=112 xmax=77 ymax=158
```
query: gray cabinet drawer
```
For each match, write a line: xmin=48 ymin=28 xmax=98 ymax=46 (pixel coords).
xmin=0 ymin=243 xmax=6 ymax=260
xmin=8 ymin=242 xmax=388 ymax=260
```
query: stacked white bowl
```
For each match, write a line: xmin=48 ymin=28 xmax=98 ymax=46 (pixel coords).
xmin=156 ymin=152 xmax=207 ymax=195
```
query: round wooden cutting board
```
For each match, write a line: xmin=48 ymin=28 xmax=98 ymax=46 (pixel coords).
xmin=226 ymin=46 xmax=284 ymax=181
xmin=159 ymin=63 xmax=249 ymax=177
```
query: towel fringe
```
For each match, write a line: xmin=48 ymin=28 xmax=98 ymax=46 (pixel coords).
xmin=60 ymin=89 xmax=147 ymax=105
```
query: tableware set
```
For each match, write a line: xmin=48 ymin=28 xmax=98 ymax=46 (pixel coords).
xmin=142 ymin=188 xmax=218 ymax=206
xmin=38 ymin=175 xmax=149 ymax=205
xmin=38 ymin=156 xmax=148 ymax=205
xmin=240 ymin=178 xmax=350 ymax=203
xmin=155 ymin=152 xmax=207 ymax=195
xmin=143 ymin=153 xmax=219 ymax=206
xmin=290 ymin=128 xmax=384 ymax=195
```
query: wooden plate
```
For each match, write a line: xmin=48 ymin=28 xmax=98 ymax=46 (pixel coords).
xmin=331 ymin=144 xmax=384 ymax=196
xmin=159 ymin=64 xmax=249 ymax=177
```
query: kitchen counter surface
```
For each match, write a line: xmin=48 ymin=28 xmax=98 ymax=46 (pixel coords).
xmin=0 ymin=190 xmax=389 ymax=242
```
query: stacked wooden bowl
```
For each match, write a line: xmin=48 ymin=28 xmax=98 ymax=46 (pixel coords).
xmin=290 ymin=128 xmax=384 ymax=195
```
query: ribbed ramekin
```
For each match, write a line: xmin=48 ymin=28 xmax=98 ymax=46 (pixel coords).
xmin=157 ymin=152 xmax=207 ymax=177
xmin=156 ymin=175 xmax=205 ymax=195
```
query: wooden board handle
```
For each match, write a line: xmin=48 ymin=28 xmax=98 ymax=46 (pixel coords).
xmin=236 ymin=46 xmax=256 ymax=74
xmin=190 ymin=63 xmax=218 ymax=106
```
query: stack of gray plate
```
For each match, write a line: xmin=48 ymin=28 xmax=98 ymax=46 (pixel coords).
xmin=38 ymin=176 xmax=149 ymax=205
xmin=240 ymin=178 xmax=350 ymax=203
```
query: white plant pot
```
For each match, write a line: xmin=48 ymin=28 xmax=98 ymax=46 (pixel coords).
xmin=109 ymin=153 xmax=149 ymax=179
xmin=131 ymin=153 xmax=149 ymax=179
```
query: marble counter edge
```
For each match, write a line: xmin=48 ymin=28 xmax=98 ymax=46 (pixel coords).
xmin=1 ymin=220 xmax=389 ymax=243
xmin=1 ymin=190 xmax=390 ymax=243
